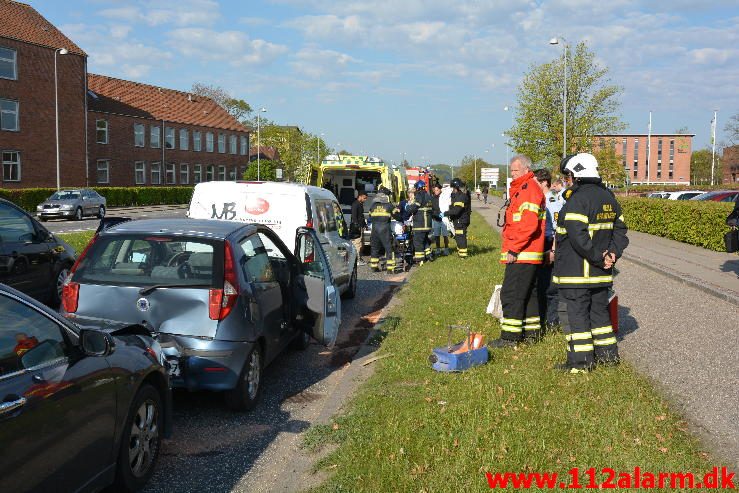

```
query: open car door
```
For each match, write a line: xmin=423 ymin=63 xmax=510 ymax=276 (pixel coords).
xmin=294 ymin=227 xmax=341 ymax=348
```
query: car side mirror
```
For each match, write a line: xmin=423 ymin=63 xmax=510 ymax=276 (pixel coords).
xmin=79 ymin=329 xmax=115 ymax=357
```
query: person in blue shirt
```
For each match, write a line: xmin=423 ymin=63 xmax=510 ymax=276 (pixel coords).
xmin=534 ymin=169 xmax=565 ymax=330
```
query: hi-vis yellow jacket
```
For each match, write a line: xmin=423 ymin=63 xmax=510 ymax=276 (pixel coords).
xmin=500 ymin=172 xmax=545 ymax=264
xmin=552 ymin=182 xmax=629 ymax=288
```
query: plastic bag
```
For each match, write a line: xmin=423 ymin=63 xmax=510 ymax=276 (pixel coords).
xmin=486 ymin=284 xmax=503 ymax=319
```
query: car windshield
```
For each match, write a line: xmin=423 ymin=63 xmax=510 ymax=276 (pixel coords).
xmin=73 ymin=235 xmax=220 ymax=288
xmin=50 ymin=191 xmax=80 ymax=200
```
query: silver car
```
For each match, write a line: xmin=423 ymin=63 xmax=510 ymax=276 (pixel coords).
xmin=60 ymin=218 xmax=341 ymax=411
xmin=36 ymin=189 xmax=107 ymax=221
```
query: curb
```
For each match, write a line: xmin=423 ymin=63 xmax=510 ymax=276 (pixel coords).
xmin=621 ymin=253 xmax=739 ymax=307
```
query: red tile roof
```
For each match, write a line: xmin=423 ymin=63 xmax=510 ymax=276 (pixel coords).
xmin=0 ymin=0 xmax=86 ymax=56
xmin=87 ymin=74 xmax=251 ymax=133
xmin=249 ymin=146 xmax=280 ymax=161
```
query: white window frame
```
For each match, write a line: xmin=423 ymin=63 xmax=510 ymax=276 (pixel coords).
xmin=165 ymin=127 xmax=175 ymax=149
xmin=151 ymin=162 xmax=161 ymax=185
xmin=150 ymin=126 xmax=161 ymax=148
xmin=2 ymin=150 xmax=21 ymax=182
xmin=240 ymin=135 xmax=247 ymax=155
xmin=0 ymin=98 xmax=19 ymax=131
xmin=217 ymin=165 xmax=226 ymax=180
xmin=206 ymin=132 xmax=214 ymax=152
xmin=193 ymin=131 xmax=202 ymax=151
xmin=229 ymin=135 xmax=237 ymax=154
xmin=206 ymin=165 xmax=214 ymax=181
xmin=0 ymin=46 xmax=17 ymax=80
xmin=134 ymin=123 xmax=145 ymax=147
xmin=96 ymin=159 xmax=110 ymax=184
xmin=134 ymin=161 xmax=146 ymax=184
xmin=96 ymin=119 xmax=109 ymax=144
xmin=193 ymin=164 xmax=202 ymax=184
xmin=180 ymin=163 xmax=189 ymax=184
xmin=179 ymin=128 xmax=189 ymax=150
xmin=165 ymin=162 xmax=176 ymax=184
xmin=218 ymin=133 xmax=226 ymax=154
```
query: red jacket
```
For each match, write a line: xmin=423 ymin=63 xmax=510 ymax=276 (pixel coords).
xmin=500 ymin=172 xmax=545 ymax=264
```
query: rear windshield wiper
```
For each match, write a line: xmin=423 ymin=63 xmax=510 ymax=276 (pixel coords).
xmin=139 ymin=284 xmax=209 ymax=296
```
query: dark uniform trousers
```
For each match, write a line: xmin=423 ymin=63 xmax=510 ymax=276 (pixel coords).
xmin=454 ymin=227 xmax=468 ymax=258
xmin=370 ymin=225 xmax=395 ymax=271
xmin=500 ymin=263 xmax=541 ymax=342
xmin=560 ymin=287 xmax=618 ymax=368
xmin=413 ymin=227 xmax=431 ymax=263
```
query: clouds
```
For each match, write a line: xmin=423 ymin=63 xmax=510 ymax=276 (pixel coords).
xmin=166 ymin=28 xmax=288 ymax=66
xmin=98 ymin=0 xmax=221 ymax=27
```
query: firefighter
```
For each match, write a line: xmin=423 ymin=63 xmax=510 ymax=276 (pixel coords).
xmin=553 ymin=153 xmax=629 ymax=373
xmin=368 ymin=186 xmax=397 ymax=272
xmin=489 ymin=155 xmax=546 ymax=348
xmin=446 ymin=178 xmax=471 ymax=258
xmin=406 ymin=180 xmax=433 ymax=265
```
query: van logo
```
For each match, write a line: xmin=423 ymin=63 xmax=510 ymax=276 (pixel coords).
xmin=245 ymin=197 xmax=270 ymax=215
xmin=136 ymin=298 xmax=150 ymax=312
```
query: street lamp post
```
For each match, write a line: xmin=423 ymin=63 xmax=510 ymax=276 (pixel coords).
xmin=549 ymin=36 xmax=568 ymax=158
xmin=54 ymin=47 xmax=68 ymax=190
xmin=256 ymin=107 xmax=266 ymax=181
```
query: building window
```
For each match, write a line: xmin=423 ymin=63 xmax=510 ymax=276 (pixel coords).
xmin=218 ymin=165 xmax=226 ymax=180
xmin=96 ymin=160 xmax=110 ymax=184
xmin=206 ymin=132 xmax=214 ymax=152
xmin=151 ymin=162 xmax=161 ymax=184
xmin=0 ymin=47 xmax=17 ymax=80
xmin=229 ymin=135 xmax=237 ymax=154
xmin=96 ymin=120 xmax=109 ymax=144
xmin=206 ymin=165 xmax=214 ymax=181
xmin=134 ymin=123 xmax=145 ymax=147
xmin=151 ymin=126 xmax=161 ymax=148
xmin=165 ymin=162 xmax=176 ymax=184
xmin=621 ymin=138 xmax=627 ymax=168
xmin=657 ymin=138 xmax=663 ymax=161
xmin=0 ymin=99 xmax=19 ymax=131
xmin=135 ymin=161 xmax=146 ymax=184
xmin=633 ymin=138 xmax=638 ymax=176
xmin=2 ymin=151 xmax=20 ymax=181
xmin=165 ymin=127 xmax=175 ymax=149
xmin=179 ymin=129 xmax=189 ymax=150
xmin=193 ymin=164 xmax=202 ymax=184
xmin=669 ymin=139 xmax=675 ymax=161
xmin=240 ymin=136 xmax=247 ymax=155
xmin=180 ymin=163 xmax=189 ymax=184
xmin=229 ymin=166 xmax=237 ymax=180
xmin=194 ymin=131 xmax=202 ymax=151
xmin=218 ymin=133 xmax=226 ymax=154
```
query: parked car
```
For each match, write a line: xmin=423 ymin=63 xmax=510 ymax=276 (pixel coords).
xmin=187 ymin=181 xmax=357 ymax=299
xmin=690 ymin=190 xmax=739 ymax=202
xmin=666 ymin=190 xmax=705 ymax=200
xmin=0 ymin=284 xmax=171 ymax=493
xmin=61 ymin=218 xmax=341 ymax=411
xmin=0 ymin=198 xmax=76 ymax=305
xmin=36 ymin=188 xmax=107 ymax=221
xmin=646 ymin=191 xmax=669 ymax=199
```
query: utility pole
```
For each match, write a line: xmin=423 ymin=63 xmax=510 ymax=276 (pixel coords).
xmin=711 ymin=110 xmax=718 ymax=186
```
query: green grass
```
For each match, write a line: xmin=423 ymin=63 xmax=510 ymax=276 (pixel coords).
xmin=57 ymin=231 xmax=95 ymax=254
xmin=306 ymin=212 xmax=716 ymax=492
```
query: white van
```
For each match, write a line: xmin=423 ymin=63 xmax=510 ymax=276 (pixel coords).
xmin=188 ymin=181 xmax=357 ymax=298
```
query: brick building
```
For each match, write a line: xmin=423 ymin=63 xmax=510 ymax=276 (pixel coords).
xmin=722 ymin=145 xmax=739 ymax=185
xmin=594 ymin=134 xmax=693 ymax=185
xmin=0 ymin=0 xmax=88 ymax=188
xmin=87 ymin=74 xmax=252 ymax=186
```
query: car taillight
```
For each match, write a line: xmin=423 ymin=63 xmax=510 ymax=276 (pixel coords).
xmin=209 ymin=242 xmax=240 ymax=321
xmin=62 ymin=282 xmax=79 ymax=313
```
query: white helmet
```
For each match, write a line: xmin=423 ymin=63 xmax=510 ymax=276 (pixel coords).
xmin=562 ymin=153 xmax=600 ymax=179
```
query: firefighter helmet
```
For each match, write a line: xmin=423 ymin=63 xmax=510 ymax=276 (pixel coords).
xmin=561 ymin=153 xmax=600 ymax=179
xmin=414 ymin=180 xmax=426 ymax=190
xmin=450 ymin=177 xmax=463 ymax=189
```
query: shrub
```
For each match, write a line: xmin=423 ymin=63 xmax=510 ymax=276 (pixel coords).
xmin=0 ymin=186 xmax=194 ymax=211
xmin=618 ymin=197 xmax=734 ymax=251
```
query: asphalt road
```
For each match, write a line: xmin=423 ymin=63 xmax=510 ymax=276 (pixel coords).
xmin=141 ymin=261 xmax=408 ymax=493
xmin=40 ymin=205 xmax=188 ymax=234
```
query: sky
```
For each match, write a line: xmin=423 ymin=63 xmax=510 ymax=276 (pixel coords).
xmin=31 ymin=0 xmax=739 ymax=166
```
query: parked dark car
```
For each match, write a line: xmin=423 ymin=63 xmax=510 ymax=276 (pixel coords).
xmin=61 ymin=218 xmax=341 ymax=411
xmin=36 ymin=188 xmax=107 ymax=221
xmin=690 ymin=190 xmax=739 ymax=202
xmin=0 ymin=198 xmax=76 ymax=305
xmin=0 ymin=284 xmax=171 ymax=493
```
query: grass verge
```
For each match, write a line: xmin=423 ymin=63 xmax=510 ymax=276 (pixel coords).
xmin=57 ymin=231 xmax=95 ymax=254
xmin=306 ymin=212 xmax=716 ymax=492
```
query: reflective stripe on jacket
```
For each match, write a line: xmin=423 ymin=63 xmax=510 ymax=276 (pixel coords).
xmin=407 ymin=190 xmax=433 ymax=231
xmin=447 ymin=189 xmax=471 ymax=228
xmin=500 ymin=171 xmax=545 ymax=264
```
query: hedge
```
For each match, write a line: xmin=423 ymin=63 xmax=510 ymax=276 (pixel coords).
xmin=618 ymin=197 xmax=734 ymax=251
xmin=618 ymin=184 xmax=739 ymax=194
xmin=0 ymin=186 xmax=194 ymax=212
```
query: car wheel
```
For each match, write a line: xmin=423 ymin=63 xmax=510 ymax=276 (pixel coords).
xmin=291 ymin=330 xmax=311 ymax=351
xmin=114 ymin=384 xmax=163 ymax=492
xmin=97 ymin=205 xmax=106 ymax=219
xmin=225 ymin=344 xmax=263 ymax=411
xmin=341 ymin=262 xmax=357 ymax=299
xmin=74 ymin=207 xmax=83 ymax=221
xmin=49 ymin=265 xmax=71 ymax=307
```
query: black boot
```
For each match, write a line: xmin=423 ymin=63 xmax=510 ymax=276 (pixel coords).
xmin=553 ymin=362 xmax=592 ymax=374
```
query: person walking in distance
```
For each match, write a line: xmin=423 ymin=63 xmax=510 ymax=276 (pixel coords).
xmin=350 ymin=191 xmax=368 ymax=265
xmin=407 ymin=180 xmax=434 ymax=265
xmin=446 ymin=178 xmax=472 ymax=259
xmin=368 ymin=187 xmax=397 ymax=272
xmin=482 ymin=186 xmax=489 ymax=204
xmin=489 ymin=155 xmax=546 ymax=348
xmin=430 ymin=183 xmax=450 ymax=257
xmin=553 ymin=153 xmax=629 ymax=373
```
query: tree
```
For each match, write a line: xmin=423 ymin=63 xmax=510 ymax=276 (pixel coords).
xmin=508 ymin=42 xmax=625 ymax=169
xmin=593 ymin=145 xmax=626 ymax=187
xmin=457 ymin=156 xmax=506 ymax=189
xmin=191 ymin=83 xmax=253 ymax=122
xmin=242 ymin=160 xmax=278 ymax=181
xmin=690 ymin=148 xmax=722 ymax=185
xmin=724 ymin=111 xmax=739 ymax=146
xmin=675 ymin=126 xmax=690 ymax=134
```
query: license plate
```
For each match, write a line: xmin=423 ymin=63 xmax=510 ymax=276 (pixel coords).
xmin=167 ymin=360 xmax=181 ymax=377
